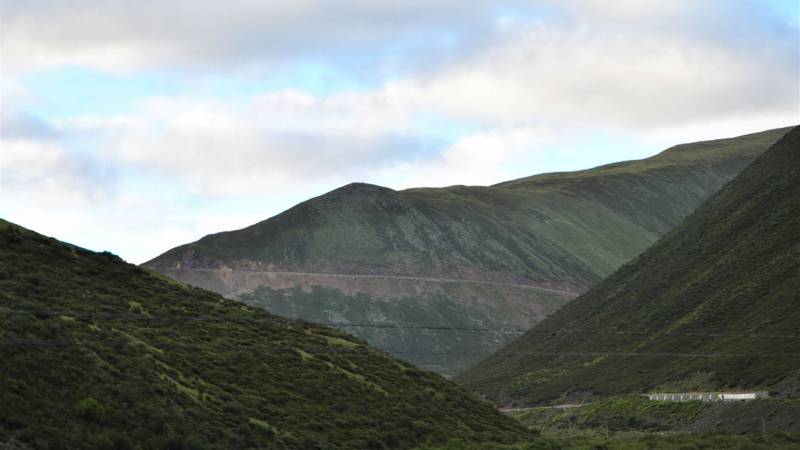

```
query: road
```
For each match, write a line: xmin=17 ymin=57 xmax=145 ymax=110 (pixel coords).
xmin=160 ymin=267 xmax=580 ymax=297
xmin=500 ymin=403 xmax=585 ymax=413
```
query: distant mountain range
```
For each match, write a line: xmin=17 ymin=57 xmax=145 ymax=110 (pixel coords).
xmin=145 ymin=127 xmax=792 ymax=375
xmin=0 ymin=219 xmax=528 ymax=449
xmin=457 ymin=126 xmax=799 ymax=406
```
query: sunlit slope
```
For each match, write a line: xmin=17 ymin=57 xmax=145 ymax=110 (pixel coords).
xmin=148 ymin=127 xmax=788 ymax=287
xmin=145 ymin=127 xmax=791 ymax=376
xmin=457 ymin=126 xmax=800 ymax=406
xmin=0 ymin=220 xmax=528 ymax=449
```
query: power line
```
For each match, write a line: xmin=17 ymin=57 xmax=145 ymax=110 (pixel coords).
xmin=1 ymin=309 xmax=527 ymax=332
xmin=3 ymin=337 xmax=800 ymax=358
xmin=154 ymin=267 xmax=578 ymax=296
xmin=2 ymin=308 xmax=799 ymax=340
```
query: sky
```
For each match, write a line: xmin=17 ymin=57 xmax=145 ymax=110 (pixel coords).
xmin=1 ymin=0 xmax=798 ymax=264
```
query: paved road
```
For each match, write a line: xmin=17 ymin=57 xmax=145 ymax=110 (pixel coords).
xmin=500 ymin=403 xmax=585 ymax=412
xmin=161 ymin=267 xmax=579 ymax=297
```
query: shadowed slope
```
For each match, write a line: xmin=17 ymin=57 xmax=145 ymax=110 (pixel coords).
xmin=145 ymin=127 xmax=791 ymax=376
xmin=0 ymin=220 xmax=528 ymax=449
xmin=457 ymin=126 xmax=800 ymax=406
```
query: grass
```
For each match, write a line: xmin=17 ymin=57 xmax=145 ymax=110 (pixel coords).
xmin=0 ymin=221 xmax=530 ymax=449
xmin=416 ymin=430 xmax=800 ymax=449
xmin=507 ymin=396 xmax=800 ymax=435
xmin=145 ymin=127 xmax=790 ymax=377
xmin=458 ymin=127 xmax=800 ymax=405
xmin=146 ymin=126 xmax=789 ymax=288
xmin=238 ymin=284 xmax=570 ymax=376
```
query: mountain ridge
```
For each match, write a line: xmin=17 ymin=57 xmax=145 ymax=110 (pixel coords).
xmin=456 ymin=125 xmax=800 ymax=406
xmin=145 ymin=126 xmax=793 ymax=375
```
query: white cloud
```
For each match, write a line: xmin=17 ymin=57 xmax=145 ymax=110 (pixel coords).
xmin=0 ymin=127 xmax=275 ymax=263
xmin=1 ymin=139 xmax=67 ymax=185
xmin=55 ymin=93 xmax=427 ymax=196
xmin=387 ymin=15 xmax=797 ymax=129
xmin=0 ymin=135 xmax=114 ymax=205
xmin=40 ymin=3 xmax=797 ymax=195
xmin=1 ymin=0 xmax=797 ymax=262
xmin=391 ymin=126 xmax=556 ymax=188
xmin=2 ymin=0 xmax=505 ymax=74
xmin=49 ymin=1 xmax=793 ymax=197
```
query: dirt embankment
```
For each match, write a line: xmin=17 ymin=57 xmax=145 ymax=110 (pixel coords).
xmin=155 ymin=267 xmax=578 ymax=327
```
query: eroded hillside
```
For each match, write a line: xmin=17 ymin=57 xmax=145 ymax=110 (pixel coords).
xmin=146 ymin=127 xmax=792 ymax=375
xmin=457 ymin=126 xmax=800 ymax=406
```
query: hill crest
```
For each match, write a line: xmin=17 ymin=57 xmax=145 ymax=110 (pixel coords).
xmin=144 ymin=126 xmax=793 ymax=376
xmin=457 ymin=126 xmax=800 ymax=405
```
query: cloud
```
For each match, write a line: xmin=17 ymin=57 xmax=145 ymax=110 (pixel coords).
xmin=0 ymin=110 xmax=271 ymax=263
xmin=381 ymin=2 xmax=798 ymax=130
xmin=43 ymin=87 xmax=558 ymax=195
xmin=56 ymin=94 xmax=438 ymax=196
xmin=0 ymin=136 xmax=115 ymax=207
xmin=41 ymin=0 xmax=797 ymax=195
xmin=0 ymin=111 xmax=60 ymax=140
xmin=7 ymin=0 xmax=797 ymax=131
xmin=3 ymin=0 xmax=508 ymax=74
xmin=2 ymin=0 xmax=797 ymax=263
xmin=390 ymin=126 xmax=556 ymax=188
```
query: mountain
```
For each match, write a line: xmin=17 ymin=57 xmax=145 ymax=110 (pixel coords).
xmin=145 ymin=127 xmax=792 ymax=376
xmin=0 ymin=220 xmax=528 ymax=449
xmin=457 ymin=126 xmax=800 ymax=406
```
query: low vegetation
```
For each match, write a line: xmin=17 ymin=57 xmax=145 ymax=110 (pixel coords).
xmin=0 ymin=220 xmax=529 ymax=449
xmin=149 ymin=128 xmax=787 ymax=287
xmin=145 ymin=127 xmax=790 ymax=376
xmin=417 ymin=431 xmax=800 ymax=450
xmin=509 ymin=396 xmax=800 ymax=434
xmin=238 ymin=285 xmax=568 ymax=376
xmin=458 ymin=127 xmax=800 ymax=404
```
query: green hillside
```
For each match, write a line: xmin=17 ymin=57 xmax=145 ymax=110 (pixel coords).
xmin=457 ymin=126 xmax=800 ymax=406
xmin=145 ymin=127 xmax=791 ymax=375
xmin=0 ymin=220 xmax=528 ymax=449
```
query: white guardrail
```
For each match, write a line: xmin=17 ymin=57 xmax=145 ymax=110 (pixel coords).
xmin=645 ymin=392 xmax=770 ymax=402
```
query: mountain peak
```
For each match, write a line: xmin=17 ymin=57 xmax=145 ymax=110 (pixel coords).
xmin=336 ymin=181 xmax=395 ymax=193
xmin=320 ymin=182 xmax=399 ymax=203
xmin=144 ymin=127 xmax=791 ymax=376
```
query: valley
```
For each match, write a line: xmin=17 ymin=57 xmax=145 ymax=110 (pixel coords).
xmin=458 ymin=126 xmax=800 ymax=407
xmin=145 ymin=127 xmax=791 ymax=376
xmin=5 ymin=2 xmax=798 ymax=448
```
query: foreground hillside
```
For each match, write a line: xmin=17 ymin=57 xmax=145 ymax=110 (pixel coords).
xmin=458 ymin=126 xmax=800 ymax=405
xmin=0 ymin=220 xmax=528 ymax=449
xmin=146 ymin=127 xmax=791 ymax=375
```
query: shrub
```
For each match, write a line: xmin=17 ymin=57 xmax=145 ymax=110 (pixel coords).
xmin=75 ymin=397 xmax=105 ymax=423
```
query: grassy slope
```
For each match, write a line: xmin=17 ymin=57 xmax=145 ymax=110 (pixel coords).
xmin=143 ymin=127 xmax=790 ymax=377
xmin=237 ymin=284 xmax=571 ymax=377
xmin=146 ymin=127 xmax=790 ymax=289
xmin=510 ymin=396 xmax=800 ymax=434
xmin=0 ymin=221 xmax=529 ymax=449
xmin=417 ymin=431 xmax=800 ymax=450
xmin=457 ymin=127 xmax=800 ymax=405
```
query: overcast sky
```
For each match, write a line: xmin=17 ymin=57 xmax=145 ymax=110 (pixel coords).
xmin=1 ymin=0 xmax=798 ymax=263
